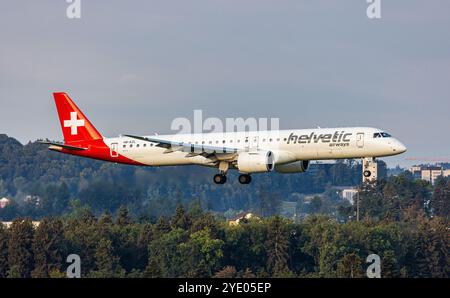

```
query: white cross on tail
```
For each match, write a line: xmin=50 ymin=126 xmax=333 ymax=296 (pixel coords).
xmin=64 ymin=112 xmax=85 ymax=135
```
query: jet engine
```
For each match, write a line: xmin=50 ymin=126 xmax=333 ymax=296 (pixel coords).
xmin=237 ymin=151 xmax=274 ymax=173
xmin=274 ymin=160 xmax=310 ymax=173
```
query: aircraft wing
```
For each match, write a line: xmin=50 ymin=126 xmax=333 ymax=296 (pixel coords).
xmin=124 ymin=134 xmax=240 ymax=156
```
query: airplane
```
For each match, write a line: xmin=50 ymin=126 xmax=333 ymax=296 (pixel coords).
xmin=40 ymin=92 xmax=407 ymax=184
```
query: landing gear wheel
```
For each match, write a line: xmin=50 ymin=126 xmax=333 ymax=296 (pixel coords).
xmin=238 ymin=174 xmax=252 ymax=184
xmin=214 ymin=174 xmax=227 ymax=184
xmin=363 ymin=170 xmax=372 ymax=178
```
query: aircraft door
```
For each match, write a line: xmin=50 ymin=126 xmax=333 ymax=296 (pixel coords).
xmin=110 ymin=143 xmax=119 ymax=158
xmin=250 ymin=135 xmax=259 ymax=150
xmin=356 ymin=133 xmax=365 ymax=149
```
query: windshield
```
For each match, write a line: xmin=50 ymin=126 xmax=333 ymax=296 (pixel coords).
xmin=373 ymin=132 xmax=392 ymax=138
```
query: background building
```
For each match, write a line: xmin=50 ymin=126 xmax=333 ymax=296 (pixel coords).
xmin=0 ymin=197 xmax=10 ymax=209
xmin=409 ymin=165 xmax=450 ymax=185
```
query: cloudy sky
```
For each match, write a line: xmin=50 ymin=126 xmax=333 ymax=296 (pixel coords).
xmin=1 ymin=1 xmax=449 ymax=167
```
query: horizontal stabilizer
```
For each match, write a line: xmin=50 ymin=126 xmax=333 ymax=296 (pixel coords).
xmin=38 ymin=140 xmax=87 ymax=151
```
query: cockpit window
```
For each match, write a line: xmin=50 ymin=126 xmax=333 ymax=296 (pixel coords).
xmin=373 ymin=132 xmax=392 ymax=138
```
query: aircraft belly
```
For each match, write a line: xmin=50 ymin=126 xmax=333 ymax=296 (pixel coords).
xmin=120 ymin=150 xmax=215 ymax=167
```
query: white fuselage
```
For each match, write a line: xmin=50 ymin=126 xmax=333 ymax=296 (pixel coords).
xmin=103 ymin=127 xmax=406 ymax=168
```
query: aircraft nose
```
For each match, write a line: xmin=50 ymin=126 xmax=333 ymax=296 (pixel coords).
xmin=393 ymin=140 xmax=407 ymax=154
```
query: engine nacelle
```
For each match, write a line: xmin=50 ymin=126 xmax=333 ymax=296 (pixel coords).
xmin=274 ymin=160 xmax=310 ymax=173
xmin=237 ymin=151 xmax=274 ymax=173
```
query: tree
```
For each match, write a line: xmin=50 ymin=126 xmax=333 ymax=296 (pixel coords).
xmin=336 ymin=253 xmax=363 ymax=278
xmin=0 ymin=223 xmax=9 ymax=277
xmin=89 ymin=238 xmax=125 ymax=278
xmin=8 ymin=218 xmax=34 ymax=278
xmin=171 ymin=204 xmax=191 ymax=230
xmin=259 ymin=192 xmax=281 ymax=217
xmin=214 ymin=266 xmax=237 ymax=278
xmin=98 ymin=211 xmax=113 ymax=226
xmin=153 ymin=216 xmax=171 ymax=238
xmin=136 ymin=223 xmax=153 ymax=270
xmin=358 ymin=182 xmax=384 ymax=221
xmin=265 ymin=216 xmax=290 ymax=276
xmin=116 ymin=206 xmax=132 ymax=226
xmin=191 ymin=212 xmax=218 ymax=237
xmin=381 ymin=250 xmax=399 ymax=278
xmin=32 ymin=217 xmax=66 ymax=278
xmin=242 ymin=267 xmax=256 ymax=278
xmin=54 ymin=182 xmax=70 ymax=213
xmin=309 ymin=196 xmax=323 ymax=214
xmin=145 ymin=228 xmax=187 ymax=277
xmin=178 ymin=228 xmax=224 ymax=277
xmin=431 ymin=177 xmax=449 ymax=218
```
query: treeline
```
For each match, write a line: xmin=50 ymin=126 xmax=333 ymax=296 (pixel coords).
xmin=0 ymin=204 xmax=448 ymax=278
xmin=336 ymin=172 xmax=450 ymax=221
xmin=0 ymin=134 xmax=383 ymax=220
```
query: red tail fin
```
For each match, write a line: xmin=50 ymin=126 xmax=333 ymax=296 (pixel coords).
xmin=53 ymin=92 xmax=102 ymax=144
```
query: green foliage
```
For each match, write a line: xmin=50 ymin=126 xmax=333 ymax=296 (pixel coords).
xmin=0 ymin=223 xmax=9 ymax=277
xmin=356 ymin=173 xmax=433 ymax=222
xmin=431 ymin=176 xmax=450 ymax=218
xmin=336 ymin=253 xmax=364 ymax=278
xmin=0 ymin=206 xmax=447 ymax=277
xmin=145 ymin=228 xmax=187 ymax=277
xmin=265 ymin=216 xmax=290 ymax=276
xmin=89 ymin=238 xmax=126 ymax=278
xmin=32 ymin=217 xmax=66 ymax=278
xmin=178 ymin=228 xmax=224 ymax=277
xmin=7 ymin=218 xmax=34 ymax=278
xmin=171 ymin=204 xmax=192 ymax=230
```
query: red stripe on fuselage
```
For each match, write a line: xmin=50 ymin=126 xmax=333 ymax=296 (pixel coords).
xmin=59 ymin=139 xmax=144 ymax=166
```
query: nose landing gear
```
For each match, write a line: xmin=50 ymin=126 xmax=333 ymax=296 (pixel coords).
xmin=362 ymin=157 xmax=378 ymax=183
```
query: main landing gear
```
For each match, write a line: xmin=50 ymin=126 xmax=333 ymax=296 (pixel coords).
xmin=213 ymin=161 xmax=252 ymax=185
xmin=238 ymin=174 xmax=252 ymax=184
xmin=213 ymin=173 xmax=252 ymax=184
xmin=213 ymin=174 xmax=227 ymax=184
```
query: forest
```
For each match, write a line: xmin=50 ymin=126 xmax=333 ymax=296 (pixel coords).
xmin=0 ymin=204 xmax=448 ymax=278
